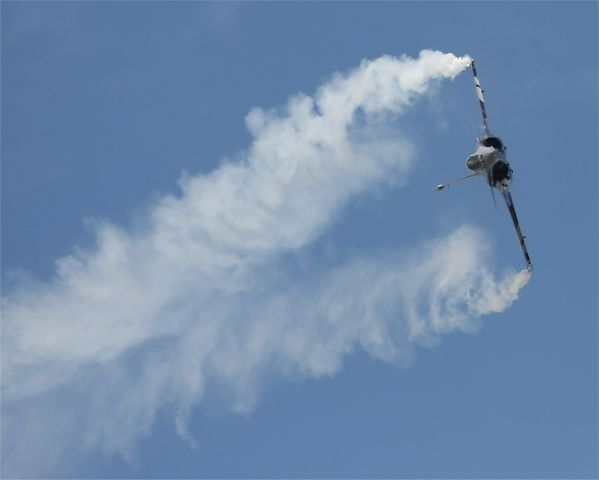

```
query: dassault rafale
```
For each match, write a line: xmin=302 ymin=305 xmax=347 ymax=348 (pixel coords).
xmin=436 ymin=60 xmax=533 ymax=271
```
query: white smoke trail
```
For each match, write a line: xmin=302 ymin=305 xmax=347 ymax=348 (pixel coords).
xmin=1 ymin=50 xmax=530 ymax=476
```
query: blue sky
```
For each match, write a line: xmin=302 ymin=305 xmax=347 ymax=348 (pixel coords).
xmin=2 ymin=2 xmax=597 ymax=478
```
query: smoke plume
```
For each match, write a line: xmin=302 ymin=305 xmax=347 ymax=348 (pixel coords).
xmin=1 ymin=50 xmax=530 ymax=476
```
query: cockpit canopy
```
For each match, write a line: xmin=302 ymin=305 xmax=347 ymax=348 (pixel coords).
xmin=481 ymin=136 xmax=504 ymax=150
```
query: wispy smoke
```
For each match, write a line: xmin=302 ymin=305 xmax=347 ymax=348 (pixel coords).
xmin=1 ymin=50 xmax=529 ymax=476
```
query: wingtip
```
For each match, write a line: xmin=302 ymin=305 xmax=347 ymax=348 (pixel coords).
xmin=527 ymin=262 xmax=533 ymax=273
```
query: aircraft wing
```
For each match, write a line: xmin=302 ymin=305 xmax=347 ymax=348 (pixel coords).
xmin=471 ymin=60 xmax=491 ymax=138
xmin=502 ymin=190 xmax=533 ymax=270
xmin=435 ymin=171 xmax=482 ymax=191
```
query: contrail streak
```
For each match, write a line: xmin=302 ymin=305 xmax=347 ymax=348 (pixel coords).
xmin=1 ymin=50 xmax=529 ymax=477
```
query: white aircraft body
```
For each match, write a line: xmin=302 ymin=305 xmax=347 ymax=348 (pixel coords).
xmin=436 ymin=61 xmax=533 ymax=271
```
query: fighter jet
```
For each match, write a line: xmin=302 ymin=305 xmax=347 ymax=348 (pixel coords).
xmin=435 ymin=60 xmax=533 ymax=271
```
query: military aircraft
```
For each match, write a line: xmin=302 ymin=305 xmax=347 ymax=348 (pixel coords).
xmin=435 ymin=60 xmax=533 ymax=271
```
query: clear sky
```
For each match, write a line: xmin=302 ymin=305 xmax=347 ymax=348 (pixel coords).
xmin=2 ymin=2 xmax=597 ymax=478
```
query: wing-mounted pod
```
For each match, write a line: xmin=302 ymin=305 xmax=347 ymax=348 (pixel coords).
xmin=481 ymin=136 xmax=505 ymax=151
xmin=490 ymin=160 xmax=513 ymax=190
